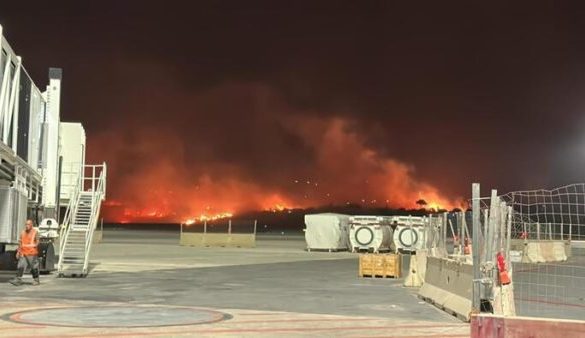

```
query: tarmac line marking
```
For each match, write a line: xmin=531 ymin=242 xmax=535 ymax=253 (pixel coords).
xmin=230 ymin=318 xmax=466 ymax=325
xmin=4 ymin=324 xmax=469 ymax=338
xmin=0 ymin=326 xmax=47 ymax=330
xmin=233 ymin=313 xmax=285 ymax=315
xmin=350 ymin=335 xmax=469 ymax=338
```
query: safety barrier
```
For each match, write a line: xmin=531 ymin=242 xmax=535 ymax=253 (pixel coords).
xmin=180 ymin=220 xmax=257 ymax=248
xmin=471 ymin=314 xmax=585 ymax=338
xmin=418 ymin=256 xmax=473 ymax=321
xmin=403 ymin=249 xmax=428 ymax=287
xmin=180 ymin=233 xmax=255 ymax=248
xmin=510 ymin=240 xmax=570 ymax=263
xmin=418 ymin=257 xmax=517 ymax=321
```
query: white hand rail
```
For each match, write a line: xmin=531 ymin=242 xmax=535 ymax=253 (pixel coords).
xmin=82 ymin=162 xmax=107 ymax=273
xmin=58 ymin=162 xmax=107 ymax=276
xmin=58 ymin=169 xmax=82 ymax=266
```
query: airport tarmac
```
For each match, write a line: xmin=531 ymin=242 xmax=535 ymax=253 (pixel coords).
xmin=0 ymin=229 xmax=468 ymax=337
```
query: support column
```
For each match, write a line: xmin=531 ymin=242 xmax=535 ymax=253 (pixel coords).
xmin=472 ymin=183 xmax=481 ymax=313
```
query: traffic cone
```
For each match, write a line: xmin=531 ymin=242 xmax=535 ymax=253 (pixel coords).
xmin=496 ymin=252 xmax=511 ymax=285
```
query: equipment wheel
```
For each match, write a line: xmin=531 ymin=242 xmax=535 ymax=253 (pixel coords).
xmin=38 ymin=242 xmax=56 ymax=273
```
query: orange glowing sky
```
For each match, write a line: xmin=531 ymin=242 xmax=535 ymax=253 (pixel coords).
xmin=92 ymin=91 xmax=462 ymax=223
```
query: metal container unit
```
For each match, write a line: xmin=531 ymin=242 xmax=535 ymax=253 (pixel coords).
xmin=0 ymin=187 xmax=27 ymax=244
xmin=391 ymin=216 xmax=427 ymax=253
xmin=349 ymin=216 xmax=394 ymax=253
xmin=304 ymin=213 xmax=350 ymax=251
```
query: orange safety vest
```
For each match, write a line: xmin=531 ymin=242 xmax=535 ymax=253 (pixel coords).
xmin=19 ymin=228 xmax=38 ymax=256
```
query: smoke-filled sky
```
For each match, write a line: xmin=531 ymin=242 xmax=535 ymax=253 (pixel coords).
xmin=2 ymin=1 xmax=585 ymax=221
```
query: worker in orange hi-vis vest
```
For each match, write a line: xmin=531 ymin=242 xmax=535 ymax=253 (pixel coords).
xmin=9 ymin=219 xmax=40 ymax=286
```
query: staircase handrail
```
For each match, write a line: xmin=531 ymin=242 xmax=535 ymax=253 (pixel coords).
xmin=82 ymin=162 xmax=107 ymax=273
xmin=59 ymin=169 xmax=82 ymax=261
xmin=57 ymin=162 xmax=107 ymax=275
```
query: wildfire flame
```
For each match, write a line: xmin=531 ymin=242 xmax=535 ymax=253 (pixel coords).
xmin=185 ymin=212 xmax=234 ymax=224
xmin=91 ymin=85 xmax=460 ymax=224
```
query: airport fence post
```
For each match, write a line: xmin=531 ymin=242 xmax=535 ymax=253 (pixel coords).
xmin=458 ymin=212 xmax=463 ymax=254
xmin=442 ymin=212 xmax=448 ymax=253
xmin=506 ymin=206 xmax=512 ymax=268
xmin=472 ymin=183 xmax=481 ymax=313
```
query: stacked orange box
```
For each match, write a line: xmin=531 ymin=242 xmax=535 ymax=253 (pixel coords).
xmin=359 ymin=253 xmax=401 ymax=278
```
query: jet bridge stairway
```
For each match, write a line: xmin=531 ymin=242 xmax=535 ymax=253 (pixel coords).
xmin=57 ymin=164 xmax=106 ymax=277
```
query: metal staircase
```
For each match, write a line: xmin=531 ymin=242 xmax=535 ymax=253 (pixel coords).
xmin=58 ymin=164 xmax=106 ymax=277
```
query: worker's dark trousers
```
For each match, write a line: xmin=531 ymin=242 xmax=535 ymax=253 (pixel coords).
xmin=16 ymin=255 xmax=39 ymax=279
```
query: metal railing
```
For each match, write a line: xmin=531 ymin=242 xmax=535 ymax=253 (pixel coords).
xmin=500 ymin=184 xmax=585 ymax=320
xmin=59 ymin=169 xmax=82 ymax=256
xmin=58 ymin=162 xmax=107 ymax=275
xmin=82 ymin=163 xmax=107 ymax=273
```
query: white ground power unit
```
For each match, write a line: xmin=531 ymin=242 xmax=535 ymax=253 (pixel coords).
xmin=392 ymin=216 xmax=427 ymax=253
xmin=393 ymin=226 xmax=425 ymax=252
xmin=349 ymin=216 xmax=394 ymax=253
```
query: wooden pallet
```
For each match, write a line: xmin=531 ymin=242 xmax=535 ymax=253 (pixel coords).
xmin=352 ymin=247 xmax=393 ymax=254
xmin=360 ymin=274 xmax=400 ymax=279
xmin=358 ymin=253 xmax=401 ymax=278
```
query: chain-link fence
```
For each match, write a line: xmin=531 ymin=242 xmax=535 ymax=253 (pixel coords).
xmin=499 ymin=184 xmax=585 ymax=320
xmin=501 ymin=184 xmax=585 ymax=241
xmin=512 ymin=261 xmax=585 ymax=320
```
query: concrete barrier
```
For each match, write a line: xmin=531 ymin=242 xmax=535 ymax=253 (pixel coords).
xmin=418 ymin=256 xmax=473 ymax=321
xmin=510 ymin=240 xmax=570 ymax=263
xmin=180 ymin=233 xmax=255 ymax=248
xmin=403 ymin=248 xmax=450 ymax=287
xmin=403 ymin=250 xmax=428 ymax=287
xmin=471 ymin=314 xmax=585 ymax=338
xmin=492 ymin=284 xmax=516 ymax=317
xmin=513 ymin=241 xmax=568 ymax=263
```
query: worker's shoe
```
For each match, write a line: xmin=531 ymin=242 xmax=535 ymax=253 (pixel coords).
xmin=31 ymin=279 xmax=40 ymax=286
xmin=8 ymin=277 xmax=23 ymax=286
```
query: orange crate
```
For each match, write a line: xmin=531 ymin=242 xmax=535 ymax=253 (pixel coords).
xmin=359 ymin=253 xmax=401 ymax=278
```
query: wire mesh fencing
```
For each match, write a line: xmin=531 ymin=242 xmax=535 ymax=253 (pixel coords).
xmin=512 ymin=261 xmax=585 ymax=320
xmin=500 ymin=184 xmax=585 ymax=320
xmin=501 ymin=183 xmax=585 ymax=241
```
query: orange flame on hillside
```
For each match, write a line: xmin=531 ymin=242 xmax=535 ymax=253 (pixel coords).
xmin=183 ymin=212 xmax=233 ymax=225
xmin=93 ymin=92 xmax=460 ymax=224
